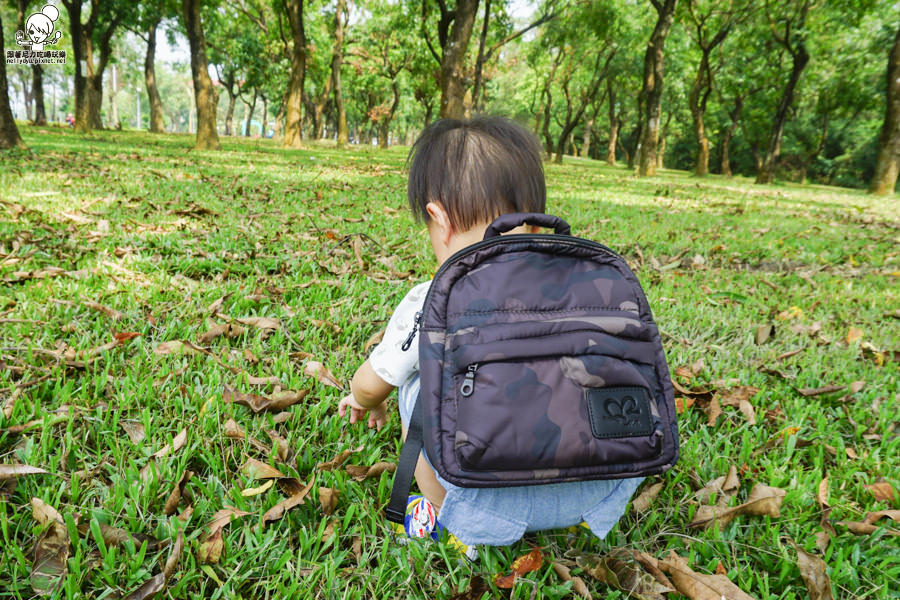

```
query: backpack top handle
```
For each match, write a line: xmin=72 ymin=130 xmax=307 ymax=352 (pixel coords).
xmin=483 ymin=212 xmax=572 ymax=240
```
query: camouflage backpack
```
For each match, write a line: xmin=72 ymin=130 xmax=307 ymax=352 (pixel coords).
xmin=385 ymin=213 xmax=679 ymax=524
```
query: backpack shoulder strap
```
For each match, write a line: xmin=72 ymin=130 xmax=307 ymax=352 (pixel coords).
xmin=385 ymin=393 xmax=424 ymax=524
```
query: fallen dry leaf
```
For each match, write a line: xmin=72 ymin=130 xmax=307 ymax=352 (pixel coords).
xmin=864 ymin=480 xmax=896 ymax=503
xmin=690 ymin=483 xmax=785 ymax=529
xmin=304 ymin=361 xmax=344 ymax=389
xmin=30 ymin=498 xmax=69 ymax=596
xmin=206 ymin=506 xmax=253 ymax=537
xmin=262 ymin=478 xmax=315 ymax=527
xmin=152 ymin=428 xmax=187 ymax=459
xmin=846 ymin=327 xmax=863 ymax=344
xmin=153 ymin=340 xmax=206 ymax=356
xmin=364 ymin=329 xmax=385 ymax=353
xmin=449 ymin=575 xmax=489 ymax=600
xmin=224 ymin=387 xmax=309 ymax=413
xmin=76 ymin=522 xmax=163 ymax=551
xmin=551 ymin=561 xmax=592 ymax=599
xmin=633 ymin=482 xmax=665 ymax=513
xmin=797 ymin=385 xmax=845 ymax=397
xmin=197 ymin=529 xmax=223 ymax=564
xmin=113 ymin=331 xmax=141 ymax=343
xmin=695 ymin=466 xmax=740 ymax=503
xmin=163 ymin=470 xmax=193 ymax=516
xmin=793 ymin=543 xmax=834 ymax=600
xmin=495 ymin=547 xmax=543 ymax=588
xmin=660 ymin=551 xmax=757 ymax=600
xmin=319 ymin=487 xmax=339 ymax=515
xmin=223 ymin=419 xmax=270 ymax=454
xmin=84 ymin=300 xmax=125 ymax=321
xmin=206 ymin=293 xmax=231 ymax=317
xmin=675 ymin=397 xmax=695 ymax=413
xmin=345 ymin=462 xmax=396 ymax=481
xmin=755 ymin=324 xmax=774 ymax=345
xmin=0 ymin=464 xmax=48 ymax=480
xmin=317 ymin=448 xmax=360 ymax=471
xmin=574 ymin=549 xmax=671 ymax=599
xmin=706 ymin=396 xmax=722 ymax=427
xmin=242 ymin=479 xmax=275 ymax=497
xmin=198 ymin=320 xmax=246 ymax=344
xmin=120 ymin=421 xmax=146 ymax=444
xmin=240 ymin=458 xmax=285 ymax=480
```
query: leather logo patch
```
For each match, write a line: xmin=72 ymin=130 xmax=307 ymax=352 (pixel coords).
xmin=585 ymin=386 xmax=654 ymax=438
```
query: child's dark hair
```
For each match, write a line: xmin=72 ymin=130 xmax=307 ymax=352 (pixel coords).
xmin=407 ymin=116 xmax=546 ymax=231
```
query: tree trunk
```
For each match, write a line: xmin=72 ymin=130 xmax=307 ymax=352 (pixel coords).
xmin=18 ymin=69 xmax=33 ymax=121
xmin=471 ymin=0 xmax=491 ymax=114
xmin=283 ymin=0 xmax=306 ymax=148
xmin=606 ymin=80 xmax=618 ymax=165
xmin=0 ymin=12 xmax=23 ymax=148
xmin=869 ymin=24 xmax=900 ymax=195
xmin=182 ymin=0 xmax=220 ymax=149
xmin=756 ymin=41 xmax=809 ymax=184
xmin=261 ymin=96 xmax=268 ymax=136
xmin=332 ymin=0 xmax=348 ymax=147
xmin=145 ymin=18 xmax=166 ymax=133
xmin=244 ymin=91 xmax=257 ymax=137
xmin=224 ymin=90 xmax=236 ymax=135
xmin=581 ymin=118 xmax=593 ymax=158
xmin=636 ymin=0 xmax=677 ymax=177
xmin=31 ymin=65 xmax=46 ymax=125
xmin=107 ymin=63 xmax=118 ymax=128
xmin=63 ymin=1 xmax=91 ymax=133
xmin=690 ymin=48 xmax=711 ymax=176
xmin=378 ymin=82 xmax=400 ymax=149
xmin=721 ymin=95 xmax=742 ymax=176
xmin=439 ymin=0 xmax=479 ymax=119
xmin=313 ymin=75 xmax=332 ymax=140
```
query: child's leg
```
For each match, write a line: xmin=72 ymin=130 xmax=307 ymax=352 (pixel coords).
xmin=400 ymin=423 xmax=446 ymax=510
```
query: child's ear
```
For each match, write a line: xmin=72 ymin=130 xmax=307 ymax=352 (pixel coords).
xmin=425 ymin=202 xmax=453 ymax=242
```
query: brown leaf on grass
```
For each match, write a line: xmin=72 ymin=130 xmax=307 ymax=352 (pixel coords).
xmin=76 ymin=522 xmax=163 ymax=551
xmin=671 ymin=380 xmax=712 ymax=397
xmin=660 ymin=551 xmax=757 ymax=600
xmin=163 ymin=470 xmax=193 ymax=515
xmin=846 ymin=327 xmax=863 ymax=344
xmin=153 ymin=340 xmax=207 ymax=356
xmin=198 ymin=320 xmax=246 ymax=344
xmin=449 ymin=575 xmax=489 ymax=600
xmin=706 ymin=396 xmax=722 ymax=427
xmin=797 ymin=385 xmax=845 ymax=397
xmin=574 ymin=550 xmax=671 ymax=599
xmin=792 ymin=544 xmax=834 ymax=600
xmin=776 ymin=348 xmax=803 ymax=361
xmin=206 ymin=506 xmax=253 ymax=537
xmin=243 ymin=348 xmax=259 ymax=364
xmin=113 ymin=331 xmax=141 ymax=343
xmin=224 ymin=387 xmax=309 ymax=413
xmin=552 ymin=562 xmax=592 ymax=599
xmin=240 ymin=458 xmax=285 ymax=480
xmin=691 ymin=483 xmax=785 ymax=529
xmin=864 ymin=480 xmax=896 ymax=502
xmin=675 ymin=397 xmax=695 ymax=413
xmin=163 ymin=530 xmax=184 ymax=579
xmin=316 ymin=447 xmax=362 ymax=471
xmin=84 ymin=301 xmax=125 ymax=321
xmin=30 ymin=498 xmax=69 ymax=596
xmin=755 ymin=324 xmax=774 ymax=345
xmin=695 ymin=466 xmax=740 ymax=503
xmin=633 ymin=482 xmax=665 ymax=513
xmin=234 ymin=316 xmax=281 ymax=337
xmin=266 ymin=430 xmax=290 ymax=462
xmin=152 ymin=428 xmax=187 ymax=459
xmin=262 ymin=478 xmax=315 ymax=527
xmin=817 ymin=476 xmax=835 ymax=536
xmin=674 ymin=366 xmax=694 ymax=380
xmin=319 ymin=487 xmax=339 ymax=515
xmin=197 ymin=529 xmax=223 ymax=564
xmin=364 ymin=329 xmax=385 ymax=353
xmin=206 ymin=293 xmax=231 ymax=317
xmin=304 ymin=361 xmax=344 ymax=389
xmin=848 ymin=380 xmax=865 ymax=394
xmin=494 ymin=547 xmax=543 ymax=588
xmin=224 ymin=419 xmax=270 ymax=455
xmin=345 ymin=462 xmax=396 ymax=481
xmin=0 ymin=464 xmax=48 ymax=479
xmin=624 ymin=550 xmax=676 ymax=591
xmin=351 ymin=235 xmax=365 ymax=269
xmin=121 ymin=421 xmax=146 ymax=444
xmin=242 ymin=479 xmax=274 ymax=497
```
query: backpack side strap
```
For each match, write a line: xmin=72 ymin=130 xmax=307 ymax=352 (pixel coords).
xmin=385 ymin=394 xmax=424 ymax=524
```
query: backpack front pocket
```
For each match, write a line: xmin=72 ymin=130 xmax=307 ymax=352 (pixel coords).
xmin=449 ymin=328 xmax=665 ymax=473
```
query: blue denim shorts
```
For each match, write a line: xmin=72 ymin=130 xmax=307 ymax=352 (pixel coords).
xmin=398 ymin=373 xmax=644 ymax=546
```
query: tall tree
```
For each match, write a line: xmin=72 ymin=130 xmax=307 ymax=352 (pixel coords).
xmin=0 ymin=11 xmax=24 ymax=148
xmin=144 ymin=17 xmax=166 ymax=132
xmin=14 ymin=0 xmax=47 ymax=125
xmin=182 ymin=0 xmax=220 ymax=149
xmin=870 ymin=23 xmax=900 ymax=194
xmin=332 ymin=0 xmax=348 ymax=146
xmin=755 ymin=0 xmax=813 ymax=184
xmin=635 ymin=0 xmax=678 ymax=177
xmin=684 ymin=0 xmax=748 ymax=176
xmin=421 ymin=0 xmax=479 ymax=119
xmin=282 ymin=0 xmax=306 ymax=148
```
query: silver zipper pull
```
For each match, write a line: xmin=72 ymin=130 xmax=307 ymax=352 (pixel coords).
xmin=460 ymin=363 xmax=479 ymax=397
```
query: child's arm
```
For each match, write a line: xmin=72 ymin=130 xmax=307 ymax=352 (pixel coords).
xmin=338 ymin=359 xmax=394 ymax=430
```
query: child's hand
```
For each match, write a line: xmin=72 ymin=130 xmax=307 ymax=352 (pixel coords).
xmin=338 ymin=393 xmax=388 ymax=430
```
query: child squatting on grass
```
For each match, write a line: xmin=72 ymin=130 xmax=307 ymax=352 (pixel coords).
xmin=337 ymin=116 xmax=644 ymax=552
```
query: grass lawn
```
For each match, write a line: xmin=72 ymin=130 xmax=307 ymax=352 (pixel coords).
xmin=1 ymin=126 xmax=898 ymax=599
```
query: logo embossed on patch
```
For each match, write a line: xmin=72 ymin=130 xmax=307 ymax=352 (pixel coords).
xmin=586 ymin=386 xmax=654 ymax=438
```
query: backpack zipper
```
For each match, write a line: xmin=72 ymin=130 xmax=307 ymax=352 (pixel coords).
xmin=459 ymin=363 xmax=479 ymax=396
xmin=401 ymin=311 xmax=423 ymax=351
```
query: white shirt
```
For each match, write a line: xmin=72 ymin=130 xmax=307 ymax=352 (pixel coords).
xmin=368 ymin=281 xmax=431 ymax=387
